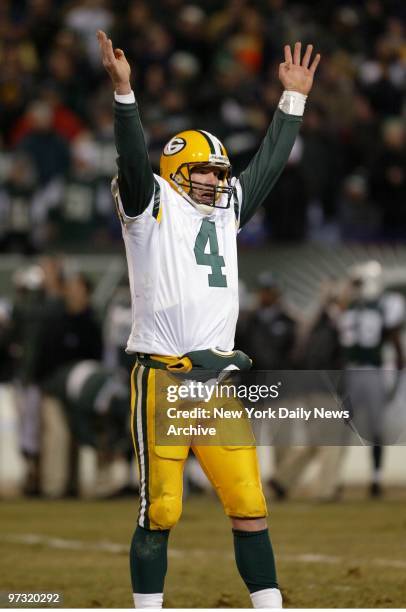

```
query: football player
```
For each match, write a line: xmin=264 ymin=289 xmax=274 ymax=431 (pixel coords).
xmin=338 ymin=261 xmax=405 ymax=496
xmin=97 ymin=30 xmax=320 ymax=609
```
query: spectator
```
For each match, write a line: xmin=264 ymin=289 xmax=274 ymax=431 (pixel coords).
xmin=11 ymin=84 xmax=85 ymax=147
xmin=265 ymin=136 xmax=308 ymax=241
xmin=17 ymin=100 xmax=70 ymax=186
xmin=237 ymin=271 xmax=297 ymax=370
xmin=24 ymin=0 xmax=61 ymax=61
xmin=9 ymin=264 xmax=46 ymax=495
xmin=49 ymin=133 xmax=109 ymax=247
xmin=63 ymin=0 xmax=113 ymax=69
xmin=338 ymin=174 xmax=381 ymax=242
xmin=33 ymin=271 xmax=102 ymax=386
xmin=0 ymin=153 xmax=37 ymax=254
xmin=300 ymin=105 xmax=341 ymax=223
xmin=370 ymin=118 xmax=406 ymax=240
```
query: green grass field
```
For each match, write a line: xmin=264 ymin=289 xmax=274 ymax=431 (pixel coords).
xmin=1 ymin=495 xmax=405 ymax=608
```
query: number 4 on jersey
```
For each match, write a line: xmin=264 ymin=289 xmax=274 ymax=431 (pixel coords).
xmin=194 ymin=219 xmax=227 ymax=287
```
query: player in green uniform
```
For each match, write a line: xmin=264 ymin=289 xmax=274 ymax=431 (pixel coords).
xmin=339 ymin=261 xmax=405 ymax=496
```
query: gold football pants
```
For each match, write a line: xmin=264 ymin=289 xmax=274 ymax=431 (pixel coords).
xmin=130 ymin=363 xmax=267 ymax=530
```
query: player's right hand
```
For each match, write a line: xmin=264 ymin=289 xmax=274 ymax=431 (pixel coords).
xmin=97 ymin=30 xmax=131 ymax=95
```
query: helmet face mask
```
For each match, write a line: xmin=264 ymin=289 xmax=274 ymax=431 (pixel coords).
xmin=173 ymin=162 xmax=232 ymax=210
xmin=160 ymin=130 xmax=233 ymax=215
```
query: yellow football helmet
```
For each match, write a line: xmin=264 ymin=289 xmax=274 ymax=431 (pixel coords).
xmin=160 ymin=129 xmax=232 ymax=213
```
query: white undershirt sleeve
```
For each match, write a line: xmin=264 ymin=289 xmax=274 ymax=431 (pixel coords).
xmin=278 ymin=90 xmax=307 ymax=116
xmin=114 ymin=91 xmax=136 ymax=104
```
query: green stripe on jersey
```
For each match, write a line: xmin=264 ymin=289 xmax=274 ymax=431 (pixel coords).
xmin=152 ymin=178 xmax=161 ymax=219
xmin=233 ymin=187 xmax=240 ymax=223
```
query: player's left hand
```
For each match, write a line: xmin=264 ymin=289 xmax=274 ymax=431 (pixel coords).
xmin=279 ymin=42 xmax=321 ymax=95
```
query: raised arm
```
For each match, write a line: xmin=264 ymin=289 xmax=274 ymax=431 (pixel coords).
xmin=238 ymin=43 xmax=320 ymax=227
xmin=97 ymin=30 xmax=154 ymax=218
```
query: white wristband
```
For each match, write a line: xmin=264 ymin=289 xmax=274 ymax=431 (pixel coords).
xmin=278 ymin=90 xmax=307 ymax=116
xmin=114 ymin=90 xmax=135 ymax=104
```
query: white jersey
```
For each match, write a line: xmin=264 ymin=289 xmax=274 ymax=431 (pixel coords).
xmin=113 ymin=174 xmax=243 ymax=356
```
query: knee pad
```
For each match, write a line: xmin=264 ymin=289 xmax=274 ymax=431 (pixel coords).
xmin=225 ymin=483 xmax=267 ymax=518
xmin=147 ymin=495 xmax=182 ymax=530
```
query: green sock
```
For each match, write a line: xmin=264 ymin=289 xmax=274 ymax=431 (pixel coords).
xmin=233 ymin=528 xmax=278 ymax=593
xmin=130 ymin=525 xmax=170 ymax=593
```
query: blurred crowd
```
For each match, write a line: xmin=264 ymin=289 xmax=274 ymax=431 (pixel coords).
xmin=0 ymin=0 xmax=405 ymax=252
xmin=1 ymin=254 xmax=405 ymax=500
xmin=0 ymin=255 xmax=134 ymax=498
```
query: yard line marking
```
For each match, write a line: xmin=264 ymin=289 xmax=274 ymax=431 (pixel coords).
xmin=2 ymin=534 xmax=406 ymax=569
xmin=1 ymin=534 xmax=128 ymax=554
xmin=280 ymin=553 xmax=406 ymax=569
xmin=372 ymin=558 xmax=406 ymax=569
xmin=282 ymin=553 xmax=340 ymax=563
xmin=0 ymin=534 xmax=221 ymax=559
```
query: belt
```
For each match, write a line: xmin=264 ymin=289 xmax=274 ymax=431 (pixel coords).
xmin=136 ymin=348 xmax=252 ymax=374
xmin=136 ymin=353 xmax=193 ymax=373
